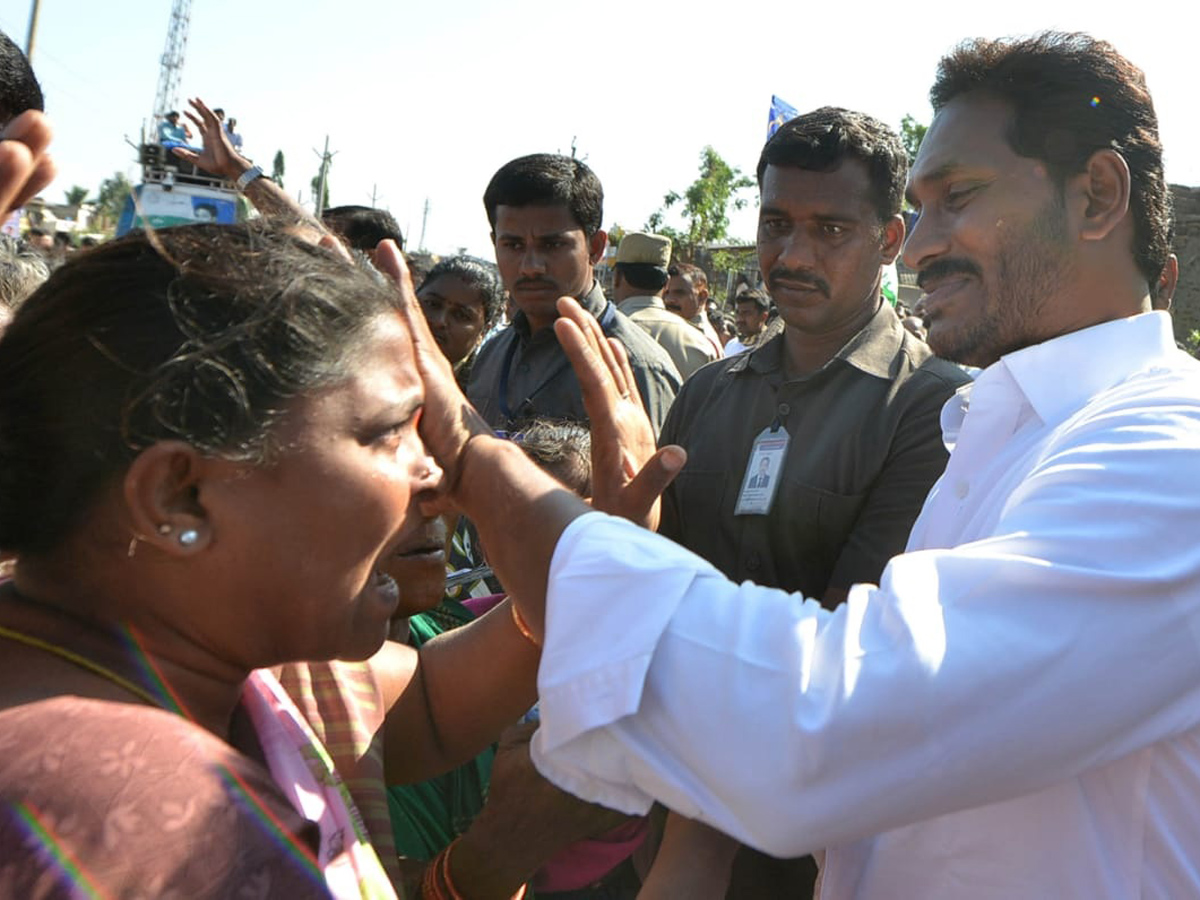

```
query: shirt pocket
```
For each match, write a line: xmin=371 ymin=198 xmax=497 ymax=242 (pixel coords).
xmin=774 ymin=479 xmax=869 ymax=579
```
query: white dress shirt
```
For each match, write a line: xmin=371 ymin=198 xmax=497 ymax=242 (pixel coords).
xmin=531 ymin=312 xmax=1200 ymax=898
xmin=723 ymin=336 xmax=750 ymax=356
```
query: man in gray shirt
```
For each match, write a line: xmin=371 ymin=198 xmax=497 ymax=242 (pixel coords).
xmin=653 ymin=107 xmax=970 ymax=897
xmin=468 ymin=154 xmax=680 ymax=434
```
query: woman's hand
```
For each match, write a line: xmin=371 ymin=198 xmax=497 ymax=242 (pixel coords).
xmin=450 ymin=723 xmax=630 ymax=895
xmin=554 ymin=297 xmax=685 ymax=530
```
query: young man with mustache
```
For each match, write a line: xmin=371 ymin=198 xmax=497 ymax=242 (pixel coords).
xmin=649 ymin=108 xmax=970 ymax=896
xmin=467 ymin=153 xmax=681 ymax=435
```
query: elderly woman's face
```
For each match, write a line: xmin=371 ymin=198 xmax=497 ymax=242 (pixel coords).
xmin=218 ymin=312 xmax=442 ymax=662
xmin=417 ymin=274 xmax=487 ymax=368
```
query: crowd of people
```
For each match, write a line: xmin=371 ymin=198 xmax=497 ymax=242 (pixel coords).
xmin=1 ymin=22 xmax=1199 ymax=900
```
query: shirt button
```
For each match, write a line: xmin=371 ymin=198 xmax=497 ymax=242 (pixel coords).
xmin=954 ymin=480 xmax=970 ymax=499
xmin=777 ymin=403 xmax=790 ymax=417
xmin=746 ymin=552 xmax=761 ymax=572
xmin=517 ymin=363 xmax=530 ymax=373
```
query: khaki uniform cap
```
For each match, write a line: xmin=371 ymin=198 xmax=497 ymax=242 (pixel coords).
xmin=616 ymin=232 xmax=672 ymax=267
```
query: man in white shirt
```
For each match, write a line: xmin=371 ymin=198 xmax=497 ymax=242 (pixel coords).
xmin=722 ymin=289 xmax=770 ymax=356
xmin=509 ymin=32 xmax=1200 ymax=899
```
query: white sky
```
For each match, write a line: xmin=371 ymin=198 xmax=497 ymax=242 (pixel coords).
xmin=4 ymin=0 xmax=1197 ymax=258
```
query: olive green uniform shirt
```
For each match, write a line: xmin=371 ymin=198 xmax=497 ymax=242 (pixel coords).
xmin=659 ymin=301 xmax=971 ymax=604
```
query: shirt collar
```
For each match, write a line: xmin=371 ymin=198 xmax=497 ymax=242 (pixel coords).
xmin=617 ymin=295 xmax=666 ymax=314
xmin=731 ymin=300 xmax=902 ymax=379
xmin=996 ymin=311 xmax=1178 ymax=426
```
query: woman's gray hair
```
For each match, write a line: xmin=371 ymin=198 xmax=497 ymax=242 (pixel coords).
xmin=0 ymin=235 xmax=50 ymax=312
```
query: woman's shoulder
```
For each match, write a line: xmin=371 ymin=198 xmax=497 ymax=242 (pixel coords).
xmin=0 ymin=696 xmax=331 ymax=898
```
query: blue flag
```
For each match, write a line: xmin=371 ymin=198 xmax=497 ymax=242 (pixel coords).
xmin=767 ymin=95 xmax=800 ymax=139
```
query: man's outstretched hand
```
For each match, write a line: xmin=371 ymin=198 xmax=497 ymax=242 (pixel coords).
xmin=555 ymin=297 xmax=685 ymax=530
xmin=374 ymin=239 xmax=491 ymax=499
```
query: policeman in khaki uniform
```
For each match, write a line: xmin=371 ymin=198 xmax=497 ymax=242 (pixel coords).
xmin=612 ymin=232 xmax=718 ymax=381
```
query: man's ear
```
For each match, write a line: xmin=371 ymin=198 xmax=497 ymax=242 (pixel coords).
xmin=1153 ymin=252 xmax=1179 ymax=311
xmin=588 ymin=229 xmax=607 ymax=265
xmin=880 ymin=214 xmax=905 ymax=264
xmin=123 ymin=441 xmax=217 ymax=557
xmin=1073 ymin=148 xmax=1131 ymax=243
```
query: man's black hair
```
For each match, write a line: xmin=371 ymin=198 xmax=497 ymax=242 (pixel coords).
xmin=483 ymin=154 xmax=603 ymax=239
xmin=321 ymin=205 xmax=405 ymax=252
xmin=736 ymin=288 xmax=771 ymax=313
xmin=667 ymin=262 xmax=708 ymax=290
xmin=0 ymin=29 xmax=43 ymax=125
xmin=615 ymin=262 xmax=668 ymax=292
xmin=930 ymin=31 xmax=1170 ymax=289
xmin=756 ymin=107 xmax=907 ymax=223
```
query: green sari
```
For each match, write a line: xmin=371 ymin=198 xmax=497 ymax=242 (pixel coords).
xmin=387 ymin=599 xmax=495 ymax=861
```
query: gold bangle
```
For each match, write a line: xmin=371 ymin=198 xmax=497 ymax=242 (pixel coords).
xmin=509 ymin=602 xmax=541 ymax=648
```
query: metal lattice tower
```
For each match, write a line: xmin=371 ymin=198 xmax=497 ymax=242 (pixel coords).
xmin=151 ymin=0 xmax=192 ymax=124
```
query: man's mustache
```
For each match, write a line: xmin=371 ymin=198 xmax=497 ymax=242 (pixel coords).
xmin=514 ymin=277 xmax=558 ymax=291
xmin=767 ymin=267 xmax=831 ymax=298
xmin=917 ymin=258 xmax=983 ymax=292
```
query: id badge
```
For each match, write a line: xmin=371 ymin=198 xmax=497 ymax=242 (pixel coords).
xmin=734 ymin=425 xmax=790 ymax=516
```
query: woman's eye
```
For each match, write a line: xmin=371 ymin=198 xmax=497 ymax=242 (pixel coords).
xmin=372 ymin=420 xmax=409 ymax=448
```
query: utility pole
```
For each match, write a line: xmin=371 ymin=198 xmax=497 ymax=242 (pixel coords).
xmin=24 ymin=0 xmax=41 ymax=61
xmin=369 ymin=184 xmax=379 ymax=208
xmin=151 ymin=0 xmax=192 ymax=132
xmin=312 ymin=136 xmax=337 ymax=217
xmin=418 ymin=198 xmax=430 ymax=251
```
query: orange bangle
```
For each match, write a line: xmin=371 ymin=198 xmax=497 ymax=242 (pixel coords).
xmin=442 ymin=838 xmax=465 ymax=899
xmin=426 ymin=836 xmax=528 ymax=900
xmin=421 ymin=851 xmax=448 ymax=900
xmin=509 ymin=602 xmax=541 ymax=647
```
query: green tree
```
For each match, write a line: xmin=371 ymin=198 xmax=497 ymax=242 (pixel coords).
xmin=63 ymin=185 xmax=88 ymax=208
xmin=900 ymin=114 xmax=928 ymax=165
xmin=272 ymin=150 xmax=286 ymax=188
xmin=646 ymin=146 xmax=754 ymax=263
xmin=94 ymin=172 xmax=133 ymax=231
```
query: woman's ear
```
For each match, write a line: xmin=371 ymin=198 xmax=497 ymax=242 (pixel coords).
xmin=123 ymin=441 xmax=214 ymax=557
